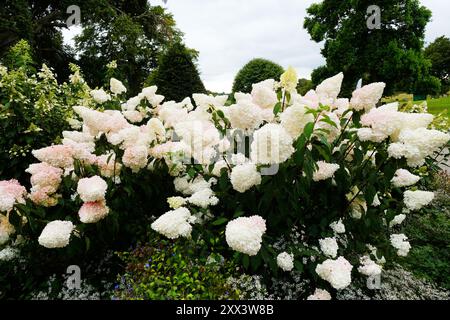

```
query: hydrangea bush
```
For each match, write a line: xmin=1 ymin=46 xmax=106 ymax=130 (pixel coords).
xmin=1 ymin=64 xmax=449 ymax=299
xmin=0 ymin=40 xmax=92 ymax=182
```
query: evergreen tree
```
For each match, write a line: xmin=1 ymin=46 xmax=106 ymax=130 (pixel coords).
xmin=147 ymin=42 xmax=206 ymax=102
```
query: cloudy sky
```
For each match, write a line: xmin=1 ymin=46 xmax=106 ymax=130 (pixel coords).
xmin=64 ymin=0 xmax=450 ymax=93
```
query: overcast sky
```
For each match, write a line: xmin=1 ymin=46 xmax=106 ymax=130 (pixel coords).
xmin=64 ymin=0 xmax=450 ymax=93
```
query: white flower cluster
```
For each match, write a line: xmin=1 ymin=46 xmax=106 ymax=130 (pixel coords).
xmin=151 ymin=207 xmax=196 ymax=239
xmin=230 ymin=163 xmax=262 ymax=193
xmin=38 ymin=220 xmax=75 ymax=249
xmin=391 ymin=169 xmax=420 ymax=188
xmin=280 ymin=105 xmax=314 ymax=139
xmin=250 ymin=124 xmax=294 ymax=165
xmin=315 ymin=256 xmax=353 ymax=290
xmin=390 ymin=233 xmax=411 ymax=257
xmin=388 ymin=128 xmax=449 ymax=167
xmin=350 ymin=83 xmax=386 ymax=111
xmin=357 ymin=255 xmax=382 ymax=277
xmin=77 ymin=176 xmax=108 ymax=202
xmin=389 ymin=214 xmax=406 ymax=228
xmin=76 ymin=176 xmax=109 ymax=224
xmin=330 ymin=219 xmax=345 ymax=234
xmin=225 ymin=216 xmax=266 ymax=256
xmin=276 ymin=252 xmax=294 ymax=271
xmin=319 ymin=237 xmax=339 ymax=258
xmin=0 ymin=179 xmax=27 ymax=213
xmin=313 ymin=161 xmax=340 ymax=182
xmin=167 ymin=196 xmax=187 ymax=209
xmin=307 ymin=288 xmax=332 ymax=300
xmin=403 ymin=190 xmax=434 ymax=212
xmin=363 ymin=103 xmax=433 ymax=138
xmin=0 ymin=246 xmax=19 ymax=261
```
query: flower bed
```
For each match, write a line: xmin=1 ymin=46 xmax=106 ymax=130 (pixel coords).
xmin=1 ymin=65 xmax=449 ymax=299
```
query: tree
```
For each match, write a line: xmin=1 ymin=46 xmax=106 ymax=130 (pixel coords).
xmin=232 ymin=58 xmax=284 ymax=93
xmin=297 ymin=78 xmax=314 ymax=95
xmin=0 ymin=0 xmax=76 ymax=80
xmin=0 ymin=1 xmax=180 ymax=90
xmin=146 ymin=42 xmax=206 ymax=102
xmin=304 ymin=0 xmax=433 ymax=96
xmin=75 ymin=1 xmax=181 ymax=94
xmin=425 ymin=36 xmax=450 ymax=94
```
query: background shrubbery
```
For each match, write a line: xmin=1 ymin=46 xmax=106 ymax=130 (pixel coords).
xmin=146 ymin=42 xmax=206 ymax=102
xmin=232 ymin=58 xmax=284 ymax=93
xmin=0 ymin=41 xmax=90 ymax=183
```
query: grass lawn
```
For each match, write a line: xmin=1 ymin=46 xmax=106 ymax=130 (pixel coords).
xmin=417 ymin=96 xmax=450 ymax=118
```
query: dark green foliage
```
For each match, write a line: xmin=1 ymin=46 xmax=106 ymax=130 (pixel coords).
xmin=146 ymin=42 xmax=206 ymax=102
xmin=401 ymin=172 xmax=450 ymax=289
xmin=232 ymin=58 xmax=284 ymax=93
xmin=0 ymin=0 xmax=76 ymax=80
xmin=414 ymin=75 xmax=441 ymax=96
xmin=0 ymin=1 xmax=179 ymax=89
xmin=0 ymin=159 xmax=176 ymax=299
xmin=76 ymin=1 xmax=181 ymax=94
xmin=0 ymin=41 xmax=83 ymax=183
xmin=304 ymin=0 xmax=434 ymax=96
xmin=425 ymin=36 xmax=450 ymax=94
xmin=297 ymin=78 xmax=314 ymax=95
xmin=113 ymin=234 xmax=241 ymax=300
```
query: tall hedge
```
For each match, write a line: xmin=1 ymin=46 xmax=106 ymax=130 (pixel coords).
xmin=232 ymin=58 xmax=284 ymax=93
xmin=147 ymin=42 xmax=206 ymax=102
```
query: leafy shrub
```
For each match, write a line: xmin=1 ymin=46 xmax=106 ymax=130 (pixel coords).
xmin=113 ymin=233 xmax=241 ymax=300
xmin=414 ymin=75 xmax=442 ymax=96
xmin=0 ymin=40 xmax=90 ymax=183
xmin=232 ymin=58 xmax=284 ymax=93
xmin=297 ymin=78 xmax=314 ymax=95
xmin=146 ymin=42 xmax=206 ymax=102
xmin=1 ymin=65 xmax=449 ymax=300
xmin=401 ymin=172 xmax=450 ymax=289
xmin=0 ymin=75 xmax=175 ymax=298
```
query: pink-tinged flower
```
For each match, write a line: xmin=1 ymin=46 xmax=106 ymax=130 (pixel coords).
xmin=307 ymin=289 xmax=332 ymax=300
xmin=77 ymin=176 xmax=108 ymax=202
xmin=28 ymin=187 xmax=59 ymax=207
xmin=0 ymin=214 xmax=15 ymax=245
xmin=0 ymin=180 xmax=27 ymax=213
xmin=26 ymin=162 xmax=63 ymax=192
xmin=78 ymin=201 xmax=110 ymax=223
xmin=350 ymin=82 xmax=386 ymax=111
xmin=122 ymin=146 xmax=148 ymax=172
xmin=96 ymin=153 xmax=122 ymax=178
xmin=32 ymin=145 xmax=74 ymax=168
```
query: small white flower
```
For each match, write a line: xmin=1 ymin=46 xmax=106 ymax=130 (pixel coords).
xmin=277 ymin=252 xmax=294 ymax=271
xmin=110 ymin=78 xmax=127 ymax=95
xmin=319 ymin=237 xmax=339 ymax=258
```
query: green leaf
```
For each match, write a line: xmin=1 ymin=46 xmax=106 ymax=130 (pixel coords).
xmin=303 ymin=122 xmax=315 ymax=139
xmin=243 ymin=255 xmax=249 ymax=269
xmin=211 ymin=217 xmax=228 ymax=226
xmin=273 ymin=102 xmax=282 ymax=115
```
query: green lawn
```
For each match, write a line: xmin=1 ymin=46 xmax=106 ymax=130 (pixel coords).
xmin=417 ymin=96 xmax=450 ymax=118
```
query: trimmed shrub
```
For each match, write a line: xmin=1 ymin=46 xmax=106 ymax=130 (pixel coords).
xmin=232 ymin=58 xmax=284 ymax=93
xmin=146 ymin=42 xmax=206 ymax=102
